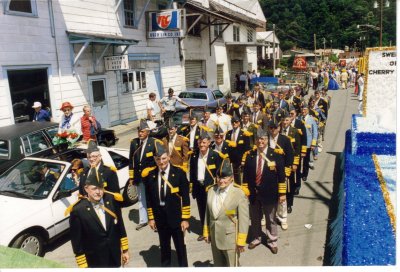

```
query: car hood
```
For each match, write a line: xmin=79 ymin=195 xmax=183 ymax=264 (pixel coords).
xmin=0 ymin=195 xmax=49 ymax=233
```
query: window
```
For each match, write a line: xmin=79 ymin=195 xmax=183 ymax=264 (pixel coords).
xmin=187 ymin=15 xmax=201 ymax=37
xmin=247 ymin=29 xmax=254 ymax=42
xmin=5 ymin=0 xmax=37 ymax=16
xmin=122 ymin=71 xmax=146 ymax=93
xmin=214 ymin=22 xmax=223 ymax=40
xmin=109 ymin=151 xmax=129 ymax=170
xmin=213 ymin=90 xmax=224 ymax=99
xmin=122 ymin=71 xmax=135 ymax=93
xmin=0 ymin=140 xmax=9 ymax=158
xmin=123 ymin=0 xmax=136 ymax=27
xmin=92 ymin=80 xmax=106 ymax=104
xmin=217 ymin=64 xmax=224 ymax=85
xmin=178 ymin=92 xmax=207 ymax=100
xmin=136 ymin=71 xmax=146 ymax=89
xmin=233 ymin=26 xmax=240 ymax=42
xmin=21 ymin=132 xmax=51 ymax=156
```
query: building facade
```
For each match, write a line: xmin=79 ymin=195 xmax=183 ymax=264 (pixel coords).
xmin=0 ymin=0 xmax=265 ymax=127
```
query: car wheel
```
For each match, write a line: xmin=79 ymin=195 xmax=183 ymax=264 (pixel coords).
xmin=12 ymin=232 xmax=44 ymax=257
xmin=122 ymin=180 xmax=138 ymax=206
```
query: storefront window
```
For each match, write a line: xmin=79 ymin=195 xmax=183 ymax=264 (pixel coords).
xmin=5 ymin=0 xmax=37 ymax=16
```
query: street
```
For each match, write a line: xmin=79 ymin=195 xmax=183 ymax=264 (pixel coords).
xmin=44 ymin=88 xmax=359 ymax=267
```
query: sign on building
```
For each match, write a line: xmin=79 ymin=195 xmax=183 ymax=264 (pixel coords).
xmin=148 ymin=9 xmax=185 ymax=39
xmin=104 ymin=55 xmax=129 ymax=71
xmin=292 ymin=56 xmax=307 ymax=70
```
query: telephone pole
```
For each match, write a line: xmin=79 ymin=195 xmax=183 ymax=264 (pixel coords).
xmin=314 ymin=33 xmax=317 ymax=65
xmin=273 ymin=24 xmax=276 ymax=77
xmin=323 ymin=37 xmax=326 ymax=62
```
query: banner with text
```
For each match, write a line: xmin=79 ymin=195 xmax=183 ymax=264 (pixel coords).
xmin=148 ymin=9 xmax=184 ymax=39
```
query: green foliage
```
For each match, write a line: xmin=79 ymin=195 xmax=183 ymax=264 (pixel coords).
xmin=259 ymin=69 xmax=274 ymax=77
xmin=329 ymin=54 xmax=339 ymax=63
xmin=260 ymin=0 xmax=396 ymax=51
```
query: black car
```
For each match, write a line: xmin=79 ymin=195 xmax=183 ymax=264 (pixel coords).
xmin=0 ymin=122 xmax=118 ymax=174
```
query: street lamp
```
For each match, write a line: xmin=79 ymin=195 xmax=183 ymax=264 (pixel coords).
xmin=374 ymin=0 xmax=390 ymax=47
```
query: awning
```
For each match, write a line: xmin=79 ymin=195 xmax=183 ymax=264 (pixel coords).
xmin=185 ymin=0 xmax=234 ymax=23
xmin=67 ymin=31 xmax=140 ymax=74
xmin=225 ymin=42 xmax=258 ymax=47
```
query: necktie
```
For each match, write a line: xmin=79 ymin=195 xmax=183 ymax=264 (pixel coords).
xmin=213 ymin=189 xmax=224 ymax=217
xmin=253 ymin=113 xmax=257 ymax=123
xmin=231 ymin=129 xmax=236 ymax=141
xmin=160 ymin=171 xmax=166 ymax=203
xmin=283 ymin=128 xmax=287 ymax=135
xmin=255 ymin=153 xmax=263 ymax=185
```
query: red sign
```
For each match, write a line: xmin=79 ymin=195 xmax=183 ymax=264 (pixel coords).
xmin=339 ymin=59 xmax=346 ymax=67
xmin=157 ymin=14 xmax=171 ymax=29
xmin=293 ymin=56 xmax=307 ymax=70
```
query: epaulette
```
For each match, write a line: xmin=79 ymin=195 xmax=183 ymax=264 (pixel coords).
xmin=234 ymin=183 xmax=250 ymax=196
xmin=199 ymin=125 xmax=213 ymax=132
xmin=180 ymin=126 xmax=188 ymax=131
xmin=187 ymin=150 xmax=194 ymax=155
xmin=104 ymin=190 xmax=124 ymax=202
xmin=233 ymin=103 xmax=239 ymax=109
xmin=64 ymin=195 xmax=85 ymax=216
xmin=241 ymin=129 xmax=253 ymax=137
xmin=241 ymin=150 xmax=251 ymax=163
xmin=182 ymin=136 xmax=189 ymax=142
xmin=141 ymin=166 xmax=157 ymax=178
xmin=105 ymin=164 xmax=117 ymax=172
xmin=225 ymin=140 xmax=237 ymax=147
xmin=205 ymin=184 xmax=214 ymax=192
xmin=217 ymin=151 xmax=229 ymax=159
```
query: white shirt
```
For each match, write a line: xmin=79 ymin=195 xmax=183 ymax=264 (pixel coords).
xmin=197 ymin=149 xmax=209 ymax=183
xmin=212 ymin=183 xmax=233 ymax=218
xmin=158 ymin=164 xmax=170 ymax=206
xmin=210 ymin=113 xmax=232 ymax=133
xmin=159 ymin=95 xmax=182 ymax=111
xmin=140 ymin=137 xmax=148 ymax=161
xmin=231 ymin=128 xmax=240 ymax=142
xmin=92 ymin=199 xmax=106 ymax=230
xmin=253 ymin=111 xmax=259 ymax=123
xmin=189 ymin=124 xmax=198 ymax=148
xmin=198 ymin=78 xmax=207 ymax=87
xmin=214 ymin=142 xmax=223 ymax=152
xmin=146 ymin=100 xmax=160 ymax=116
xmin=269 ymin=134 xmax=279 ymax=149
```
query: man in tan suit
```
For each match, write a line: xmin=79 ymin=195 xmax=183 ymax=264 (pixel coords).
xmin=203 ymin=158 xmax=249 ymax=267
xmin=162 ymin=119 xmax=189 ymax=173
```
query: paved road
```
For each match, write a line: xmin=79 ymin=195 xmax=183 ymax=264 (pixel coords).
xmin=44 ymin=88 xmax=359 ymax=267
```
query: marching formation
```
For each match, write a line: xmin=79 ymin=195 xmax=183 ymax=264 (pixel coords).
xmin=66 ymin=83 xmax=331 ymax=267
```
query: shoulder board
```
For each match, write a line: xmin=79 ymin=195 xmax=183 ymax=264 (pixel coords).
xmin=180 ymin=126 xmax=188 ymax=131
xmin=64 ymin=197 xmax=83 ymax=216
xmin=205 ymin=184 xmax=214 ymax=192
xmin=104 ymin=164 xmax=117 ymax=172
xmin=141 ymin=166 xmax=157 ymax=178
xmin=182 ymin=136 xmax=189 ymax=142
xmin=217 ymin=151 xmax=229 ymax=159
xmin=104 ymin=190 xmax=124 ymax=202
xmin=233 ymin=103 xmax=239 ymax=108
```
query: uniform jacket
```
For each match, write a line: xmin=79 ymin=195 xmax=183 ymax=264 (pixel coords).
xmin=253 ymin=91 xmax=266 ymax=108
xmin=272 ymin=107 xmax=287 ymax=123
xmin=278 ymin=99 xmax=289 ymax=112
xmin=316 ymin=97 xmax=329 ymax=118
xmin=225 ymin=128 xmax=251 ymax=165
xmin=243 ymin=147 xmax=286 ymax=205
xmin=129 ymin=137 xmax=157 ymax=184
xmin=241 ymin=123 xmax=258 ymax=148
xmin=179 ymin=124 xmax=201 ymax=151
xmin=292 ymin=118 xmax=307 ymax=154
xmin=162 ymin=134 xmax=189 ymax=168
xmin=143 ymin=165 xmax=190 ymax=229
xmin=69 ymin=194 xmax=128 ymax=268
xmin=222 ymin=103 xmax=239 ymax=116
xmin=301 ymin=115 xmax=318 ymax=147
xmin=251 ymin=111 xmax=269 ymax=130
xmin=212 ymin=141 xmax=230 ymax=157
xmin=203 ymin=184 xmax=249 ymax=250
xmin=234 ymin=105 xmax=251 ymax=118
xmin=79 ymin=163 xmax=120 ymax=196
xmin=286 ymin=95 xmax=303 ymax=113
xmin=282 ymin=126 xmax=301 ymax=166
xmin=190 ymin=149 xmax=222 ymax=198
xmin=269 ymin=134 xmax=294 ymax=177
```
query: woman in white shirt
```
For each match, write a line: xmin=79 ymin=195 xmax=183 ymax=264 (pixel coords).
xmin=58 ymin=101 xmax=81 ymax=135
xmin=146 ymin=92 xmax=160 ymax=121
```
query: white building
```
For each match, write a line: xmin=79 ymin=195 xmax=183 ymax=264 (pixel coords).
xmin=256 ymin=31 xmax=280 ymax=60
xmin=0 ymin=0 xmax=266 ymax=127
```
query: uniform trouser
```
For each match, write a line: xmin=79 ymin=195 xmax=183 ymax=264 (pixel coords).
xmin=195 ymin=185 xmax=207 ymax=227
xmin=302 ymin=148 xmax=311 ymax=179
xmin=157 ymin=220 xmax=188 ymax=266
xmin=211 ymin=242 xmax=237 ymax=267
xmin=249 ymin=196 xmax=278 ymax=248
xmin=163 ymin=111 xmax=174 ymax=123
xmin=137 ymin=182 xmax=148 ymax=224
xmin=295 ymin=159 xmax=302 ymax=190
xmin=312 ymin=78 xmax=318 ymax=90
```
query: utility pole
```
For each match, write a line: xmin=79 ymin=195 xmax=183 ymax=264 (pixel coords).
xmin=323 ymin=37 xmax=326 ymax=62
xmin=380 ymin=0 xmax=383 ymax=47
xmin=272 ymin=24 xmax=276 ymax=77
xmin=314 ymin=33 xmax=317 ymax=65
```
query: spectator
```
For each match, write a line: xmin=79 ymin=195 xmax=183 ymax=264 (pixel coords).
xmin=239 ymin=72 xmax=247 ymax=92
xmin=81 ymin=105 xmax=99 ymax=142
xmin=197 ymin=74 xmax=207 ymax=88
xmin=32 ymin=101 xmax=50 ymax=122
xmin=146 ymin=92 xmax=161 ymax=121
xmin=58 ymin=102 xmax=81 ymax=135
xmin=159 ymin=88 xmax=190 ymax=123
xmin=357 ymin=73 xmax=364 ymax=114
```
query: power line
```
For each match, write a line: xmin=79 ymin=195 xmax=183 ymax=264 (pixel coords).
xmin=272 ymin=24 xmax=314 ymax=45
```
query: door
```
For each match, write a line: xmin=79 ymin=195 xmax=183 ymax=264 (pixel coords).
xmin=88 ymin=76 xmax=109 ymax=128
xmin=185 ymin=60 xmax=204 ymax=88
xmin=230 ymin=60 xmax=243 ymax=91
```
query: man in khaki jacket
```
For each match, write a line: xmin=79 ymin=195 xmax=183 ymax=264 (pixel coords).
xmin=162 ymin=119 xmax=189 ymax=173
xmin=203 ymin=158 xmax=250 ymax=267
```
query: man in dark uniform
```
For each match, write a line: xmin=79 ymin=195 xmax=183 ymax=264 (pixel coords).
xmin=267 ymin=119 xmax=294 ymax=230
xmin=69 ymin=168 xmax=129 ymax=268
xmin=289 ymin=105 xmax=307 ymax=195
xmin=179 ymin=114 xmax=201 ymax=152
xmin=222 ymin=94 xmax=239 ymax=116
xmin=240 ymin=108 xmax=257 ymax=148
xmin=212 ymin=125 xmax=229 ymax=157
xmin=252 ymin=83 xmax=266 ymax=108
xmin=242 ymin=127 xmax=286 ymax=254
xmin=234 ymin=95 xmax=251 ymax=118
xmin=79 ymin=140 xmax=120 ymax=197
xmin=190 ymin=129 xmax=223 ymax=241
xmin=129 ymin=119 xmax=157 ymax=230
xmin=285 ymin=88 xmax=302 ymax=113
xmin=162 ymin=119 xmax=189 ymax=173
xmin=225 ymin=115 xmax=251 ymax=185
xmin=34 ymin=163 xmax=59 ymax=196
xmin=271 ymin=97 xmax=287 ymax=124
xmin=252 ymin=101 xmax=269 ymax=130
xmin=143 ymin=141 xmax=190 ymax=267
xmin=280 ymin=114 xmax=301 ymax=214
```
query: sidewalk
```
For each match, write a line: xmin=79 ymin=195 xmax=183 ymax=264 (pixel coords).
xmin=111 ymin=119 xmax=141 ymax=136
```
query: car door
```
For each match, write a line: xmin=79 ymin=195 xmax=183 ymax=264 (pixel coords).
xmin=212 ymin=90 xmax=225 ymax=107
xmin=20 ymin=131 xmax=54 ymax=159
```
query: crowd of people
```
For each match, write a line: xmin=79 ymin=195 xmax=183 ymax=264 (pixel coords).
xmin=65 ymin=77 xmax=336 ymax=268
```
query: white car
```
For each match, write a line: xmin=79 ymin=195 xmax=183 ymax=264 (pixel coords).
xmin=0 ymin=145 xmax=136 ymax=256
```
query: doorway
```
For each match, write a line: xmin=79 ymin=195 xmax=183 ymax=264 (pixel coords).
xmin=88 ymin=76 xmax=109 ymax=128
xmin=7 ymin=68 xmax=50 ymax=123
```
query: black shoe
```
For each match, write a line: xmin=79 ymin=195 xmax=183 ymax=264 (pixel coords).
xmin=287 ymin=206 xmax=292 ymax=214
xmin=302 ymin=176 xmax=307 ymax=181
xmin=309 ymin=165 xmax=315 ymax=170
xmin=294 ymin=187 xmax=300 ymax=195
xmin=135 ymin=223 xmax=148 ymax=231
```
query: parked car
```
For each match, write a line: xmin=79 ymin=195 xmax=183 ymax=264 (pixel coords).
xmin=0 ymin=122 xmax=118 ymax=174
xmin=175 ymin=88 xmax=227 ymax=110
xmin=0 ymin=144 xmax=136 ymax=257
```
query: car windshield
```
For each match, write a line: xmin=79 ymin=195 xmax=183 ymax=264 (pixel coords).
xmin=179 ymin=92 xmax=208 ymax=100
xmin=0 ymin=160 xmax=65 ymax=199
xmin=0 ymin=140 xmax=8 ymax=158
xmin=45 ymin=126 xmax=59 ymax=139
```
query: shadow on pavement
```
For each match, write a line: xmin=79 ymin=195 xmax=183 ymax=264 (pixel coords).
xmin=322 ymin=151 xmax=344 ymax=266
xmin=44 ymin=230 xmax=70 ymax=256
xmin=193 ymin=260 xmax=213 ymax=267
xmin=128 ymin=208 xmax=140 ymax=224
xmin=139 ymin=245 xmax=181 ymax=267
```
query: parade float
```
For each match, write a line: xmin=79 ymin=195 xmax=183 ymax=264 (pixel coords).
xmin=329 ymin=47 xmax=396 ymax=265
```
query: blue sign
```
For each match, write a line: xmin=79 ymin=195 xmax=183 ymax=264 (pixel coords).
xmin=150 ymin=10 xmax=180 ymax=31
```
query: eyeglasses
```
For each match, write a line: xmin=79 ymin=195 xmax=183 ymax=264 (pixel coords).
xmin=63 ymin=108 xmax=72 ymax=112
xmin=289 ymin=112 xmax=296 ymax=115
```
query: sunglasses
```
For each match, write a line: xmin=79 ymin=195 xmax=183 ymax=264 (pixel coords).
xmin=63 ymin=108 xmax=72 ymax=112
